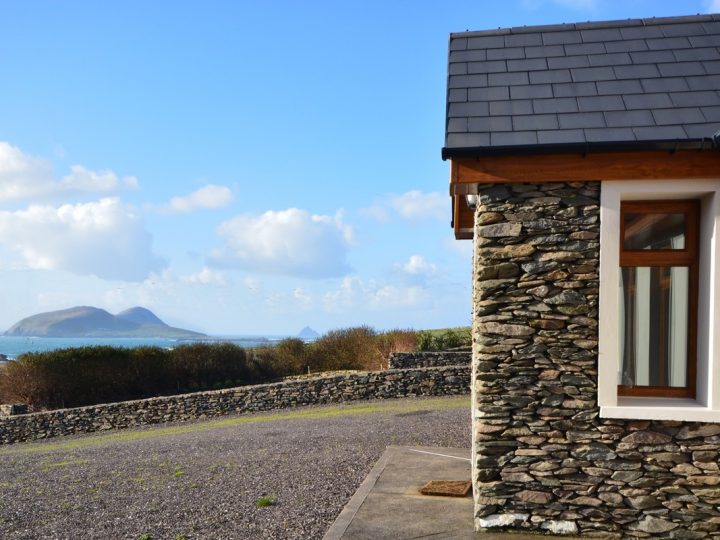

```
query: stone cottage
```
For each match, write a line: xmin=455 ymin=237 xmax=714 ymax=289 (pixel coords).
xmin=443 ymin=14 xmax=720 ymax=538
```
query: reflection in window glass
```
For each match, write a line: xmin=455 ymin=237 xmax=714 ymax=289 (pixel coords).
xmin=623 ymin=213 xmax=685 ymax=250
xmin=619 ymin=266 xmax=688 ymax=388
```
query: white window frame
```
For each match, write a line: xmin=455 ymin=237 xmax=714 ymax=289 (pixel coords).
xmin=599 ymin=179 xmax=720 ymax=423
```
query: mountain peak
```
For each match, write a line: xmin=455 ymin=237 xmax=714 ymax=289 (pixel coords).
xmin=297 ymin=326 xmax=320 ymax=340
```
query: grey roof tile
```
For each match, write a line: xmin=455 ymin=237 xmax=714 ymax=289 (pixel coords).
xmin=571 ymin=66 xmax=616 ymax=82
xmin=632 ymin=125 xmax=688 ymax=139
xmin=449 ymin=63 xmax=467 ymax=75
xmin=487 ymin=47 xmax=525 ymax=60
xmin=469 ymin=116 xmax=513 ymax=132
xmin=623 ymin=93 xmax=673 ymax=110
xmin=468 ymin=86 xmax=510 ymax=101
xmin=450 ymin=38 xmax=468 ymax=51
xmin=448 ymin=102 xmax=490 ymax=117
xmin=533 ymin=97 xmax=579 ymax=113
xmin=588 ymin=52 xmax=633 ymax=66
xmin=467 ymin=35 xmax=505 ymax=49
xmin=564 ymin=42 xmax=606 ymax=55
xmin=504 ymin=33 xmax=543 ymax=47
xmin=444 ymin=14 xmax=720 ymax=151
xmin=640 ymin=77 xmax=690 ymax=92
xmin=604 ymin=110 xmax=656 ymax=127
xmin=553 ymin=82 xmax=598 ymax=97
xmin=537 ymin=129 xmax=585 ymax=144
xmin=683 ymin=123 xmax=720 ymax=138
xmin=659 ymin=22 xmax=709 ymax=37
xmin=558 ymin=112 xmax=606 ymax=129
xmin=614 ymin=64 xmax=661 ymax=79
xmin=448 ymin=74 xmax=488 ymax=88
xmin=647 ymin=37 xmax=693 ymax=50
xmin=510 ymin=84 xmax=553 ymax=99
xmin=542 ymin=31 xmax=582 ymax=45
xmin=674 ymin=47 xmax=720 ymax=61
xmin=652 ymin=107 xmax=706 ymax=125
xmin=584 ymin=127 xmax=635 ymax=141
xmin=468 ymin=60 xmax=508 ymax=74
xmin=446 ymin=132 xmax=490 ymax=147
xmin=490 ymin=130 xmax=538 ymax=145
xmin=447 ymin=117 xmax=468 ymax=132
xmin=450 ymin=49 xmax=487 ymax=62
xmin=686 ymin=75 xmax=720 ymax=90
xmin=620 ymin=25 xmax=664 ymax=40
xmin=507 ymin=58 xmax=548 ymax=71
xmin=658 ymin=62 xmax=707 ymax=77
xmin=529 ymin=69 xmax=572 ymax=84
xmin=704 ymin=60 xmax=720 ymax=74
xmin=548 ymin=55 xmax=590 ymax=69
xmin=488 ymin=72 xmax=529 ymax=86
xmin=670 ymin=91 xmax=720 ymax=107
xmin=701 ymin=106 xmax=720 ymax=121
xmin=688 ymin=34 xmax=720 ymax=48
xmin=578 ymin=95 xmax=625 ymax=112
xmin=605 ymin=39 xmax=649 ymax=53
xmin=490 ymin=99 xmax=533 ymax=116
xmin=629 ymin=50 xmax=676 ymax=64
xmin=448 ymin=89 xmax=467 ymax=102
xmin=597 ymin=79 xmax=643 ymax=95
xmin=513 ymin=114 xmax=559 ymax=130
xmin=524 ymin=45 xmax=565 ymax=58
xmin=580 ymin=28 xmax=623 ymax=42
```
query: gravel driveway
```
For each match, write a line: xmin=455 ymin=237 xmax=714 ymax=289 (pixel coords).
xmin=0 ymin=395 xmax=470 ymax=540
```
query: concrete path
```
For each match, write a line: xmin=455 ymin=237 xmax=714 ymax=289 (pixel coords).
xmin=323 ymin=446 xmax=567 ymax=540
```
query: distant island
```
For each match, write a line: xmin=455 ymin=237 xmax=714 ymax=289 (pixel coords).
xmin=297 ymin=326 xmax=319 ymax=340
xmin=4 ymin=306 xmax=206 ymax=338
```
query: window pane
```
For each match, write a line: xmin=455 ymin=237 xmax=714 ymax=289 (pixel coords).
xmin=623 ymin=213 xmax=685 ymax=250
xmin=619 ymin=266 xmax=688 ymax=388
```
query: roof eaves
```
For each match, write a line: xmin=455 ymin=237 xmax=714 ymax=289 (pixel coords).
xmin=441 ymin=138 xmax=719 ymax=160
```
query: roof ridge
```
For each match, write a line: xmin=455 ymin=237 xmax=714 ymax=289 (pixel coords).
xmin=450 ymin=13 xmax=718 ymax=39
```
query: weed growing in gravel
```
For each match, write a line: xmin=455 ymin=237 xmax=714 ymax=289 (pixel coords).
xmin=173 ymin=466 xmax=185 ymax=478
xmin=138 ymin=534 xmax=153 ymax=540
xmin=255 ymin=496 xmax=275 ymax=508
xmin=174 ymin=535 xmax=188 ymax=540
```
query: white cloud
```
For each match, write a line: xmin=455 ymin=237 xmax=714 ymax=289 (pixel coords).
xmin=321 ymin=276 xmax=430 ymax=312
xmin=0 ymin=197 xmax=164 ymax=281
xmin=0 ymin=142 xmax=137 ymax=202
xmin=363 ymin=191 xmax=447 ymax=222
xmin=211 ymin=208 xmax=353 ymax=278
xmin=154 ymin=184 xmax=234 ymax=214
xmin=399 ymin=255 xmax=437 ymax=276
xmin=706 ymin=0 xmax=720 ymax=12
xmin=182 ymin=266 xmax=227 ymax=286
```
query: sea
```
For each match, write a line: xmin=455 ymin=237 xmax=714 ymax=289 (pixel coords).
xmin=0 ymin=335 xmax=288 ymax=360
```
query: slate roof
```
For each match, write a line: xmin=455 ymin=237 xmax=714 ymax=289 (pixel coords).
xmin=443 ymin=14 xmax=720 ymax=157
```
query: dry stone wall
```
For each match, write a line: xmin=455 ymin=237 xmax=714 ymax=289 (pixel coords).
xmin=388 ymin=350 xmax=471 ymax=369
xmin=0 ymin=365 xmax=469 ymax=445
xmin=472 ymin=182 xmax=720 ymax=538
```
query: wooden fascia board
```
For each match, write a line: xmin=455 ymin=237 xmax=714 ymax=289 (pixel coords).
xmin=450 ymin=150 xmax=720 ymax=190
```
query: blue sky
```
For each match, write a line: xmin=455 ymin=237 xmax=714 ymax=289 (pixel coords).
xmin=0 ymin=0 xmax=715 ymax=335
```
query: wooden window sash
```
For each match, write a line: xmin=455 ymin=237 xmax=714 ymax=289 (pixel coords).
xmin=618 ymin=200 xmax=699 ymax=399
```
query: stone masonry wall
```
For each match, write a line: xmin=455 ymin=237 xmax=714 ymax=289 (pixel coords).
xmin=472 ymin=182 xmax=720 ymax=538
xmin=388 ymin=351 xmax=471 ymax=369
xmin=0 ymin=365 xmax=469 ymax=445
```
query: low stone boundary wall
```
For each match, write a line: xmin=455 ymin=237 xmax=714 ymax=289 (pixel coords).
xmin=0 ymin=365 xmax=469 ymax=445
xmin=388 ymin=351 xmax=471 ymax=369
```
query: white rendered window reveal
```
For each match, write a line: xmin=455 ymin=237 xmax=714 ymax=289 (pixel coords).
xmin=599 ymin=180 xmax=720 ymax=423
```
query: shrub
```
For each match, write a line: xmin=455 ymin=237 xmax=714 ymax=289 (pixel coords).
xmin=416 ymin=327 xmax=471 ymax=351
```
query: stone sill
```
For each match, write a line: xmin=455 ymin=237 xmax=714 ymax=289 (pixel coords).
xmin=601 ymin=397 xmax=720 ymax=423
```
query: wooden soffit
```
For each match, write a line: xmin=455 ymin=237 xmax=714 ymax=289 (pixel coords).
xmin=450 ymin=149 xmax=720 ymax=239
